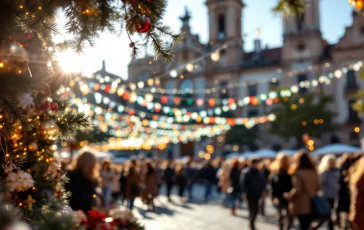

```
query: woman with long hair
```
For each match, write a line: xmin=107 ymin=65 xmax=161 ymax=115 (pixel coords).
xmin=285 ymin=151 xmax=320 ymax=230
xmin=100 ymin=159 xmax=116 ymax=210
xmin=349 ymin=156 xmax=364 ymax=230
xmin=66 ymin=151 xmax=99 ymax=214
xmin=229 ymin=158 xmax=241 ymax=216
xmin=175 ymin=163 xmax=187 ymax=202
xmin=218 ymin=161 xmax=230 ymax=207
xmin=336 ymin=153 xmax=352 ymax=228
xmin=271 ymin=153 xmax=293 ymax=230
xmin=316 ymin=154 xmax=340 ymax=230
xmin=142 ymin=161 xmax=159 ymax=210
xmin=125 ymin=159 xmax=141 ymax=211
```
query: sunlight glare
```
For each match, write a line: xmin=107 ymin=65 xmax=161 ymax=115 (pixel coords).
xmin=57 ymin=50 xmax=82 ymax=74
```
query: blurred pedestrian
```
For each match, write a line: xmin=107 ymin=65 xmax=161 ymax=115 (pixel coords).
xmin=176 ymin=163 xmax=187 ymax=202
xmin=100 ymin=159 xmax=116 ymax=210
xmin=125 ymin=160 xmax=141 ymax=211
xmin=163 ymin=160 xmax=175 ymax=202
xmin=315 ymin=154 xmax=340 ymax=230
xmin=185 ymin=158 xmax=196 ymax=200
xmin=229 ymin=158 xmax=241 ymax=216
xmin=241 ymin=158 xmax=266 ymax=230
xmin=336 ymin=154 xmax=352 ymax=228
xmin=284 ymin=151 xmax=320 ymax=230
xmin=259 ymin=159 xmax=271 ymax=216
xmin=349 ymin=156 xmax=364 ymax=230
xmin=218 ymin=161 xmax=230 ymax=207
xmin=142 ymin=161 xmax=159 ymax=211
xmin=66 ymin=151 xmax=99 ymax=214
xmin=271 ymin=153 xmax=293 ymax=230
xmin=119 ymin=164 xmax=127 ymax=205
xmin=202 ymin=161 xmax=217 ymax=202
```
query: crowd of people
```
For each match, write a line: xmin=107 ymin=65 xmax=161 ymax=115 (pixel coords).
xmin=64 ymin=150 xmax=364 ymax=230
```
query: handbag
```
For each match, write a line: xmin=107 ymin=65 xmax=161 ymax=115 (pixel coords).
xmin=299 ymin=174 xmax=331 ymax=220
xmin=311 ymin=196 xmax=331 ymax=220
xmin=130 ymin=183 xmax=140 ymax=196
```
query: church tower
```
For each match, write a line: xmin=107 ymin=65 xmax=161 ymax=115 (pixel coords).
xmin=206 ymin=0 xmax=244 ymax=66
xmin=282 ymin=0 xmax=323 ymax=62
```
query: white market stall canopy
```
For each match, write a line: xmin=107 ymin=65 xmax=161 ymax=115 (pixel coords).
xmin=279 ymin=149 xmax=297 ymax=156
xmin=255 ymin=149 xmax=278 ymax=158
xmin=226 ymin=150 xmax=278 ymax=159
xmin=313 ymin=144 xmax=362 ymax=156
xmin=112 ymin=157 xmax=129 ymax=164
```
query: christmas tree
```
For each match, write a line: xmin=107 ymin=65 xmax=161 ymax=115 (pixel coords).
xmin=0 ymin=0 xmax=180 ymax=229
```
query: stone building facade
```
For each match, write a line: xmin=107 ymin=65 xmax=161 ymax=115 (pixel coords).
xmin=128 ymin=0 xmax=364 ymax=157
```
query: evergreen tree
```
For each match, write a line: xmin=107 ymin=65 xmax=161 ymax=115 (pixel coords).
xmin=0 ymin=0 xmax=180 ymax=229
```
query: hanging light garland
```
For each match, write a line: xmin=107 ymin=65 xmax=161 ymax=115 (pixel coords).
xmin=73 ymin=60 xmax=363 ymax=117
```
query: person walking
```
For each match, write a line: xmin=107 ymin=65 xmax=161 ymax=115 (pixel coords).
xmin=119 ymin=164 xmax=127 ymax=205
xmin=271 ymin=153 xmax=293 ymax=230
xmin=349 ymin=156 xmax=364 ymax=230
xmin=202 ymin=161 xmax=217 ymax=202
xmin=218 ymin=161 xmax=230 ymax=207
xmin=175 ymin=163 xmax=187 ymax=202
xmin=240 ymin=158 xmax=266 ymax=230
xmin=142 ymin=161 xmax=159 ymax=211
xmin=185 ymin=158 xmax=196 ymax=200
xmin=315 ymin=154 xmax=340 ymax=230
xmin=100 ymin=160 xmax=116 ymax=210
xmin=163 ymin=160 xmax=175 ymax=202
xmin=229 ymin=158 xmax=241 ymax=216
xmin=336 ymin=154 xmax=352 ymax=229
xmin=66 ymin=151 xmax=99 ymax=214
xmin=125 ymin=160 xmax=141 ymax=211
xmin=259 ymin=159 xmax=271 ymax=216
xmin=284 ymin=151 xmax=320 ymax=230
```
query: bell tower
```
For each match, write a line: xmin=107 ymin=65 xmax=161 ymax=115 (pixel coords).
xmin=206 ymin=0 xmax=244 ymax=65
xmin=282 ymin=0 xmax=323 ymax=62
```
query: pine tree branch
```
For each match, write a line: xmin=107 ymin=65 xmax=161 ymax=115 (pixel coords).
xmin=57 ymin=111 xmax=93 ymax=140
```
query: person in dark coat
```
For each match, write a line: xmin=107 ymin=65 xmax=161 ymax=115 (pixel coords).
xmin=66 ymin=151 xmax=99 ymax=214
xmin=125 ymin=160 xmax=141 ymax=210
xmin=163 ymin=161 xmax=175 ymax=201
xmin=119 ymin=165 xmax=127 ymax=205
xmin=175 ymin=163 xmax=187 ymax=201
xmin=336 ymin=154 xmax=351 ymax=228
xmin=201 ymin=161 xmax=216 ymax=202
xmin=241 ymin=158 xmax=266 ymax=230
xmin=229 ymin=158 xmax=241 ymax=216
xmin=185 ymin=158 xmax=196 ymax=200
xmin=271 ymin=153 xmax=293 ymax=230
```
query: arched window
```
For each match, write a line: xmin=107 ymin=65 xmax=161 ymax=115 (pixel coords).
xmin=347 ymin=70 xmax=358 ymax=89
xmin=180 ymin=79 xmax=194 ymax=93
xmin=140 ymin=72 xmax=151 ymax=81
xmin=218 ymin=14 xmax=226 ymax=40
xmin=348 ymin=99 xmax=360 ymax=123
xmin=180 ymin=80 xmax=194 ymax=107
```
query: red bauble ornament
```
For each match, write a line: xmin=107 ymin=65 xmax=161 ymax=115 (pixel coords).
xmin=50 ymin=102 xmax=59 ymax=112
xmin=135 ymin=17 xmax=152 ymax=33
xmin=39 ymin=101 xmax=50 ymax=110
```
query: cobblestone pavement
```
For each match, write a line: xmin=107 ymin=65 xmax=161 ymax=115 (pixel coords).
xmin=126 ymin=185 xmax=336 ymax=230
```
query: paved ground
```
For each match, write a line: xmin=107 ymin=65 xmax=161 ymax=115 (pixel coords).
xmin=126 ymin=185 xmax=337 ymax=230
xmin=129 ymin=185 xmax=282 ymax=230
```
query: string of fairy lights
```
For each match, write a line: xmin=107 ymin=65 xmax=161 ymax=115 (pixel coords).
xmin=72 ymin=61 xmax=363 ymax=118
xmin=60 ymin=60 xmax=364 ymax=150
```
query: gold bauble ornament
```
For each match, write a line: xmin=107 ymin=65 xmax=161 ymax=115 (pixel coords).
xmin=0 ymin=42 xmax=29 ymax=75
xmin=28 ymin=142 xmax=38 ymax=152
xmin=39 ymin=120 xmax=59 ymax=141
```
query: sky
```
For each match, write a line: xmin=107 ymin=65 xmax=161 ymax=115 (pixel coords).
xmin=55 ymin=0 xmax=354 ymax=79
